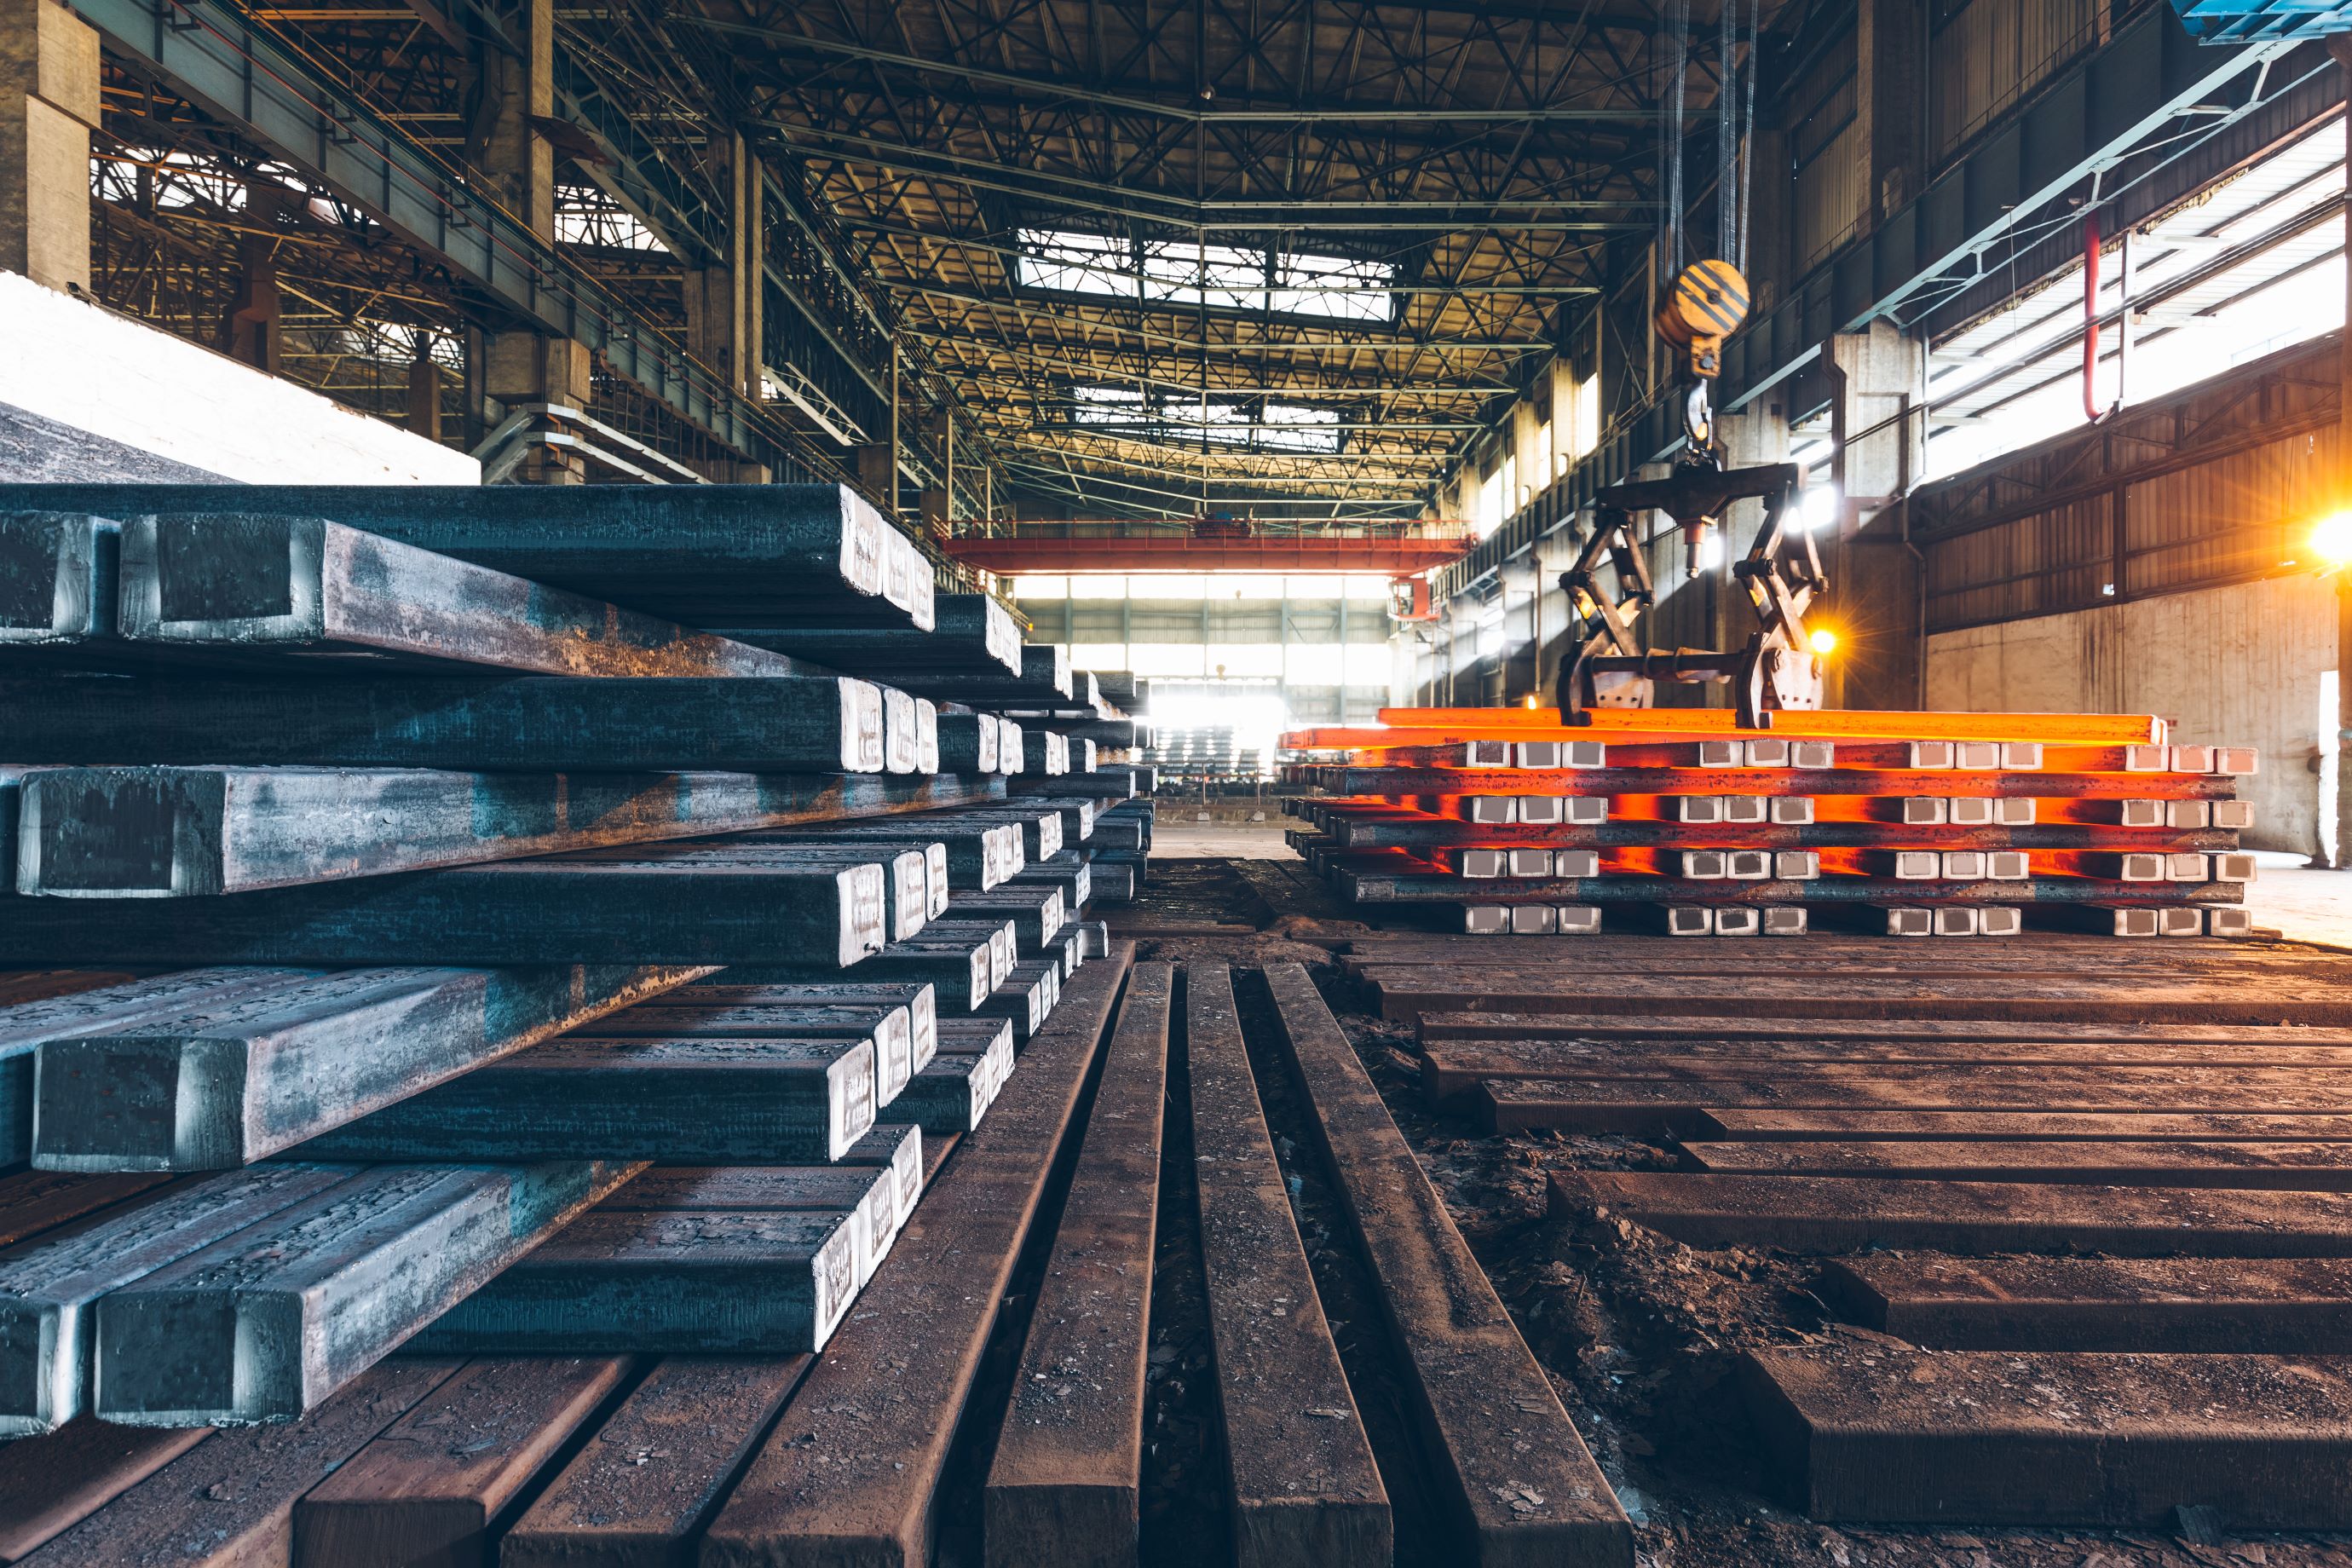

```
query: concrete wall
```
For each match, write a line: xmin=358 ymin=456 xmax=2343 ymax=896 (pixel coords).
xmin=1925 ymin=574 xmax=2337 ymax=856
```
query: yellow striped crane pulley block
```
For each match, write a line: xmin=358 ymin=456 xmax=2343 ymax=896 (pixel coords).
xmin=1655 ymin=259 xmax=1749 ymax=378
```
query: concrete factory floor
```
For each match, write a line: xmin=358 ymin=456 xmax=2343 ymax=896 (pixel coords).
xmin=1119 ymin=862 xmax=2352 ymax=1568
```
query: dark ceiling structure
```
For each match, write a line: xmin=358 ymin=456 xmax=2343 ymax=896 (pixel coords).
xmin=81 ymin=0 xmax=1780 ymax=520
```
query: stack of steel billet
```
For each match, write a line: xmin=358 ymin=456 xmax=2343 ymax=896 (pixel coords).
xmin=1281 ymin=706 xmax=2258 ymax=937
xmin=0 ymin=491 xmax=1156 ymax=1434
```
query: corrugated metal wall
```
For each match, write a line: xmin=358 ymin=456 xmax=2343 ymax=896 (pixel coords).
xmin=1913 ymin=331 xmax=2340 ymax=632
xmin=1929 ymin=0 xmax=2103 ymax=162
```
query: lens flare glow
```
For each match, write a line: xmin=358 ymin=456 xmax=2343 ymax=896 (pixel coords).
xmin=1807 ymin=627 xmax=1840 ymax=656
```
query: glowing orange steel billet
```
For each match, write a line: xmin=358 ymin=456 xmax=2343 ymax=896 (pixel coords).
xmin=1366 ymin=708 xmax=2165 ymax=744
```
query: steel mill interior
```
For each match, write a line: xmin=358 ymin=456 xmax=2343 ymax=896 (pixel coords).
xmin=6 ymin=3 xmax=2352 ymax=1566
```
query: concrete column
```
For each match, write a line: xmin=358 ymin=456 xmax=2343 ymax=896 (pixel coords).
xmin=481 ymin=0 xmax=554 ymax=236
xmin=1509 ymin=396 xmax=1541 ymax=515
xmin=683 ymin=131 xmax=763 ymax=401
xmin=1499 ymin=554 xmax=1541 ymax=706
xmin=1857 ymin=0 xmax=1925 ymax=227
xmin=477 ymin=0 xmax=586 ymax=481
xmin=2334 ymin=38 xmax=2352 ymax=864
xmin=223 ymin=187 xmax=283 ymax=374
xmin=1825 ymin=320 xmax=1927 ymax=711
xmin=406 ymin=343 xmax=441 ymax=441
xmin=0 ymin=0 xmax=98 ymax=294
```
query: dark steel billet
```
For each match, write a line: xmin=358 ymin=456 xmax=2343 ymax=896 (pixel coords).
xmin=943 ymin=885 xmax=1068 ymax=945
xmin=880 ymin=688 xmax=917 ymax=775
xmin=0 ymin=676 xmax=886 ymax=772
xmin=0 ymin=1162 xmax=350 ymax=1434
xmin=32 ymin=963 xmax=705 ymax=1172
xmin=0 ymin=853 xmax=890 ymax=966
xmin=1010 ymin=855 xmax=1092 ymax=913
xmin=92 ymin=1158 xmax=640 ymax=1426
xmin=720 ymin=925 xmax=999 ymax=1011
xmin=1010 ymin=767 xmax=1149 ymax=799
xmin=577 ymin=1003 xmax=919 ymax=1104
xmin=893 ymin=1047 xmax=1003 ymax=1133
xmin=1016 ymin=717 xmax=1149 ymax=748
xmin=303 ymin=1035 xmax=878 ymax=1164
xmin=603 ymin=1164 xmax=901 ymax=1288
xmin=1091 ymin=816 xmax=1145 ymax=851
xmin=671 ymin=981 xmax=939 ymax=1068
xmin=0 ymin=968 xmax=318 ymax=1164
xmin=715 ymin=593 xmax=1023 ymax=678
xmin=995 ymin=797 xmax=1096 ymax=842
xmin=14 ymin=767 xmax=957 ymax=897
xmin=1335 ymin=869 xmax=2245 ymax=908
xmin=711 ymin=837 xmax=950 ymax=918
xmin=915 ymin=919 xmax=1016 ymax=989
xmin=0 ymin=512 xmax=115 ymax=655
xmin=113 ymin=513 xmax=813 ymax=677
xmin=410 ymin=1205 xmax=863 ymax=1355
xmin=0 ymin=482 xmax=931 ymax=627
xmin=836 ymin=1123 xmax=926 ymax=1228
xmin=1090 ymin=861 xmax=1139 ymax=904
xmin=935 ymin=712 xmax=1001 ymax=775
xmin=728 ymin=822 xmax=1013 ymax=893
xmin=976 ymin=960 xmax=1059 ymax=1042
xmin=562 ymin=841 xmax=931 ymax=944
xmin=934 ymin=1017 xmax=1016 ymax=1105
xmin=907 ymin=644 xmax=1075 ymax=706
xmin=955 ymin=808 xmax=1063 ymax=862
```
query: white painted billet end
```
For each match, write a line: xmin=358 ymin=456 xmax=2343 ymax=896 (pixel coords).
xmin=2206 ymin=907 xmax=2254 ymax=937
xmin=1979 ymin=907 xmax=2022 ymax=937
xmin=1986 ymin=851 xmax=2030 ymax=880
xmin=1775 ymin=850 xmax=1820 ymax=880
xmin=1947 ymin=798 xmax=1994 ymax=827
xmin=1463 ymin=907 xmax=1509 ymax=935
xmin=2211 ymin=747 xmax=2258 ymax=775
xmin=1727 ymin=850 xmax=1773 ymax=879
xmin=1564 ymin=797 xmax=1608 ymax=824
xmin=1995 ymin=797 xmax=2036 ymax=825
xmin=1899 ymin=798 xmax=1947 ymax=826
xmin=1790 ymin=741 xmax=1835 ymax=770
xmin=1954 ymin=741 xmax=1999 ymax=770
xmin=1674 ymin=796 xmax=1723 ymax=824
xmin=2215 ymin=852 xmax=2258 ymax=882
xmin=1513 ymin=741 xmax=1560 ymax=768
xmin=1698 ymin=739 xmax=1740 ymax=767
xmin=2123 ymin=744 xmax=2169 ymax=772
xmin=1762 ymin=906 xmax=1807 ymax=936
xmin=1665 ymin=907 xmax=1713 ymax=937
xmin=1556 ymin=906 xmax=1602 ymax=934
xmin=1678 ymin=850 xmax=1727 ymax=879
xmin=1509 ymin=906 xmax=1557 ymax=935
xmin=2110 ymin=908 xmax=2160 ymax=937
xmin=1941 ymin=850 xmax=1986 ymax=880
xmin=1467 ymin=741 xmax=1513 ymax=768
xmin=1721 ymin=796 xmax=1767 ymax=825
xmin=1885 ymin=908 xmax=1932 ymax=937
xmin=1999 ymin=742 xmax=2042 ymax=770
xmin=1460 ymin=850 xmax=1506 ymax=879
xmin=1744 ymin=738 xmax=1791 ymax=767
xmin=1467 ymin=797 xmax=1516 ymax=825
xmin=1516 ymin=796 xmax=1564 ymax=824
xmin=1770 ymin=796 xmax=1815 ymax=825
xmin=1908 ymin=741 xmax=1953 ymax=770
xmin=1555 ymin=850 xmax=1600 ymax=879
xmin=2158 ymin=907 xmax=2205 ymax=937
xmin=1713 ymin=908 xmax=1761 ymax=937
xmin=1933 ymin=907 xmax=1979 ymax=937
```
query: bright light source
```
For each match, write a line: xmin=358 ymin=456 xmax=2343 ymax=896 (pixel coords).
xmin=1807 ymin=627 xmax=1840 ymax=656
xmin=2311 ymin=512 xmax=2352 ymax=568
xmin=1523 ymin=694 xmax=1541 ymax=709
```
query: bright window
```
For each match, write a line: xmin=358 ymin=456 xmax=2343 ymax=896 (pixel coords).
xmin=1126 ymin=643 xmax=1208 ymax=677
xmin=1345 ymin=643 xmax=1392 ymax=685
xmin=1066 ymin=574 xmax=1129 ymax=599
xmin=1207 ymin=644 xmax=1285 ymax=678
xmin=1285 ymin=644 xmax=1347 ymax=684
xmin=1069 ymin=643 xmax=1132 ymax=671
xmin=1070 ymin=389 xmax=1343 ymax=453
xmin=1017 ymin=228 xmax=1398 ymax=323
